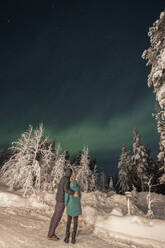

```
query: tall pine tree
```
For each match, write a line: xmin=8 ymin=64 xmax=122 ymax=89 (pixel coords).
xmin=142 ymin=11 xmax=165 ymax=184
xmin=132 ymin=129 xmax=150 ymax=191
xmin=117 ymin=145 xmax=133 ymax=193
xmin=76 ymin=147 xmax=92 ymax=192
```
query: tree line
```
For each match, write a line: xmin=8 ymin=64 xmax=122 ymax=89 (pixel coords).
xmin=0 ymin=124 xmax=164 ymax=196
xmin=117 ymin=129 xmax=164 ymax=194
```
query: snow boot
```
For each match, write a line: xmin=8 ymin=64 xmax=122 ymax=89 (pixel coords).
xmin=64 ymin=231 xmax=70 ymax=243
xmin=47 ymin=234 xmax=59 ymax=241
xmin=71 ymin=231 xmax=76 ymax=244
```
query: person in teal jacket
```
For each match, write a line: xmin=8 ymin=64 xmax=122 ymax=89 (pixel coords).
xmin=64 ymin=177 xmax=82 ymax=244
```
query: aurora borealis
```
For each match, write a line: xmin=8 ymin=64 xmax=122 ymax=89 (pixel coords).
xmin=0 ymin=0 xmax=164 ymax=175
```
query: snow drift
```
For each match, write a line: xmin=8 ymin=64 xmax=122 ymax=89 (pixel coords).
xmin=94 ymin=215 xmax=165 ymax=248
xmin=1 ymin=184 xmax=165 ymax=248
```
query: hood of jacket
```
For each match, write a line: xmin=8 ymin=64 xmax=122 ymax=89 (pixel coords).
xmin=70 ymin=180 xmax=79 ymax=191
xmin=64 ymin=168 xmax=72 ymax=178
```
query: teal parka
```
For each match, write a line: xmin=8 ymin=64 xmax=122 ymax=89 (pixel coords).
xmin=64 ymin=180 xmax=82 ymax=217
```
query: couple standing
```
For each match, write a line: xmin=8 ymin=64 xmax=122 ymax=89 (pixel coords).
xmin=48 ymin=168 xmax=82 ymax=244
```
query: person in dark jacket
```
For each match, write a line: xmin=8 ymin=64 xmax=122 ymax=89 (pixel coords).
xmin=64 ymin=177 xmax=82 ymax=244
xmin=48 ymin=168 xmax=78 ymax=241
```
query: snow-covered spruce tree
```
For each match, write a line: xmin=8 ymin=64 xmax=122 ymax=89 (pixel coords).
xmin=64 ymin=150 xmax=72 ymax=169
xmin=54 ymin=144 xmax=61 ymax=161
xmin=51 ymin=153 xmax=65 ymax=190
xmin=109 ymin=176 xmax=115 ymax=192
xmin=142 ymin=11 xmax=165 ymax=183
xmin=0 ymin=149 xmax=5 ymax=169
xmin=117 ymin=145 xmax=133 ymax=193
xmin=145 ymin=147 xmax=159 ymax=187
xmin=100 ymin=171 xmax=106 ymax=192
xmin=89 ymin=164 xmax=98 ymax=192
xmin=76 ymin=147 xmax=92 ymax=192
xmin=0 ymin=124 xmax=53 ymax=195
xmin=72 ymin=151 xmax=82 ymax=166
xmin=132 ymin=129 xmax=150 ymax=191
xmin=159 ymin=163 xmax=165 ymax=184
xmin=39 ymin=140 xmax=55 ymax=191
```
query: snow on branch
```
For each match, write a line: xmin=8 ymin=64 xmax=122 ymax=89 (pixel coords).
xmin=0 ymin=124 xmax=63 ymax=196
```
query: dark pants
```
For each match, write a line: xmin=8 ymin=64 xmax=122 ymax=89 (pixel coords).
xmin=48 ymin=201 xmax=65 ymax=237
xmin=66 ymin=215 xmax=78 ymax=234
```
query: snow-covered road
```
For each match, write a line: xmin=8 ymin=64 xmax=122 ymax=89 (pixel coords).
xmin=0 ymin=207 xmax=127 ymax=248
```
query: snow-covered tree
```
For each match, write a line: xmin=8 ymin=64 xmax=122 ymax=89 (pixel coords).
xmin=145 ymin=147 xmax=159 ymax=186
xmin=108 ymin=176 xmax=115 ymax=192
xmin=23 ymin=169 xmax=35 ymax=196
xmin=0 ymin=124 xmax=54 ymax=195
xmin=159 ymin=164 xmax=165 ymax=184
xmin=89 ymin=164 xmax=98 ymax=192
xmin=0 ymin=149 xmax=5 ymax=169
xmin=0 ymin=125 xmax=34 ymax=192
xmin=76 ymin=147 xmax=91 ymax=192
xmin=51 ymin=154 xmax=65 ymax=189
xmin=117 ymin=145 xmax=133 ymax=193
xmin=132 ymin=129 xmax=150 ymax=191
xmin=146 ymin=177 xmax=154 ymax=218
xmin=51 ymin=153 xmax=65 ymax=190
xmin=100 ymin=171 xmax=106 ymax=192
xmin=142 ymin=11 xmax=165 ymax=183
xmin=39 ymin=141 xmax=55 ymax=191
xmin=72 ymin=152 xmax=82 ymax=166
xmin=51 ymin=140 xmax=56 ymax=153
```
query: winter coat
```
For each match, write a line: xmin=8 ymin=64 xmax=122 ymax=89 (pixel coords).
xmin=65 ymin=180 xmax=82 ymax=217
xmin=56 ymin=169 xmax=74 ymax=202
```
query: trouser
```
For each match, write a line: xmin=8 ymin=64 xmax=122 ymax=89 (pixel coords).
xmin=48 ymin=201 xmax=65 ymax=237
xmin=66 ymin=215 xmax=78 ymax=234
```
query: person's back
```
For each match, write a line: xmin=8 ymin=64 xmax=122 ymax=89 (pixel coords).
xmin=56 ymin=170 xmax=74 ymax=202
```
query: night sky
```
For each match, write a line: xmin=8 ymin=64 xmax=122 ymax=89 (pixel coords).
xmin=0 ymin=0 xmax=164 ymax=176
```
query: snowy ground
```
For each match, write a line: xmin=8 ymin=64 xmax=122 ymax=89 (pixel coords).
xmin=0 ymin=184 xmax=126 ymax=248
xmin=0 ymin=206 xmax=127 ymax=248
xmin=94 ymin=214 xmax=165 ymax=248
xmin=0 ymin=184 xmax=165 ymax=248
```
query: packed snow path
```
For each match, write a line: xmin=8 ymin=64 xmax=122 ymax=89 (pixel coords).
xmin=0 ymin=207 xmax=127 ymax=248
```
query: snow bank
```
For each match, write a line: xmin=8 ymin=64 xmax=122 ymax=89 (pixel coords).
xmin=0 ymin=186 xmax=164 ymax=220
xmin=0 ymin=186 xmax=144 ymax=222
xmin=135 ymin=192 xmax=165 ymax=220
xmin=1 ymin=184 xmax=165 ymax=248
xmin=0 ymin=185 xmax=54 ymax=212
xmin=0 ymin=191 xmax=28 ymax=208
xmin=77 ymin=191 xmax=144 ymax=228
xmin=94 ymin=214 xmax=165 ymax=248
